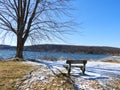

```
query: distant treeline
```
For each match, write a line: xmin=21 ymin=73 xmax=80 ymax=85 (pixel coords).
xmin=0 ymin=44 xmax=120 ymax=55
xmin=24 ymin=44 xmax=120 ymax=55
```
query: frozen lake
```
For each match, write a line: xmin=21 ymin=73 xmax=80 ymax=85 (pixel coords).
xmin=0 ymin=49 xmax=110 ymax=60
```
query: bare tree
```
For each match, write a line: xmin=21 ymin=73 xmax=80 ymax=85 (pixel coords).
xmin=0 ymin=0 xmax=74 ymax=59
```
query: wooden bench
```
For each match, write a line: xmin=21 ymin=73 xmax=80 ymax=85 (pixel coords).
xmin=65 ymin=60 xmax=87 ymax=75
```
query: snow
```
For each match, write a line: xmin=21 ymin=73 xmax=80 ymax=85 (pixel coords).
xmin=30 ymin=59 xmax=120 ymax=78
xmin=23 ymin=59 xmax=120 ymax=90
xmin=86 ymin=62 xmax=120 ymax=78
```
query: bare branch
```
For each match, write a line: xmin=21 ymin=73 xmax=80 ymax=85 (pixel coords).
xmin=0 ymin=0 xmax=75 ymax=58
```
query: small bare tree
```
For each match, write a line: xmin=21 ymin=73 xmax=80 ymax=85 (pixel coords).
xmin=0 ymin=0 xmax=74 ymax=59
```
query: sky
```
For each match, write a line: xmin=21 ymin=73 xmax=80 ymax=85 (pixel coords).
xmin=0 ymin=0 xmax=120 ymax=48
xmin=66 ymin=0 xmax=120 ymax=48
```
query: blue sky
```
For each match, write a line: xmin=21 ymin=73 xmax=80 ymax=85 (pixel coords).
xmin=0 ymin=0 xmax=120 ymax=48
xmin=65 ymin=0 xmax=120 ymax=48
xmin=38 ymin=0 xmax=120 ymax=48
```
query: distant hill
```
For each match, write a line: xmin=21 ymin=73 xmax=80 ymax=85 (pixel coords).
xmin=0 ymin=44 xmax=120 ymax=55
xmin=24 ymin=44 xmax=120 ymax=55
xmin=0 ymin=45 xmax=15 ymax=50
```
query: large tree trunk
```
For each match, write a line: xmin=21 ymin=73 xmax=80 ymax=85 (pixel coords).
xmin=15 ymin=37 xmax=24 ymax=59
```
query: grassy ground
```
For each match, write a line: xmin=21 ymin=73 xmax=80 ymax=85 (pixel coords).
xmin=0 ymin=60 xmax=36 ymax=90
xmin=106 ymin=78 xmax=120 ymax=90
xmin=0 ymin=61 xmax=74 ymax=90
xmin=29 ymin=74 xmax=74 ymax=90
xmin=101 ymin=60 xmax=120 ymax=63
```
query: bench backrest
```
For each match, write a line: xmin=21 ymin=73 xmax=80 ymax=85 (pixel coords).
xmin=66 ymin=60 xmax=87 ymax=66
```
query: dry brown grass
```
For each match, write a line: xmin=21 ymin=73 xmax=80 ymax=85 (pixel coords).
xmin=90 ymin=78 xmax=120 ymax=90
xmin=89 ymin=80 xmax=105 ymax=90
xmin=101 ymin=60 xmax=120 ymax=63
xmin=106 ymin=78 xmax=120 ymax=90
xmin=0 ymin=61 xmax=74 ymax=90
xmin=28 ymin=74 xmax=74 ymax=90
xmin=0 ymin=60 xmax=36 ymax=90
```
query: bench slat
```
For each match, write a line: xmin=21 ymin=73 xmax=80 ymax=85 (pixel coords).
xmin=66 ymin=60 xmax=87 ymax=64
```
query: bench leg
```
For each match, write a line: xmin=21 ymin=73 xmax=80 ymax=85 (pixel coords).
xmin=68 ymin=68 xmax=71 ymax=75
xmin=80 ymin=67 xmax=85 ymax=74
xmin=68 ymin=64 xmax=71 ymax=75
xmin=82 ymin=67 xmax=85 ymax=74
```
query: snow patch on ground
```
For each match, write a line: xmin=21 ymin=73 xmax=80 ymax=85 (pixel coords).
xmin=23 ymin=59 xmax=120 ymax=90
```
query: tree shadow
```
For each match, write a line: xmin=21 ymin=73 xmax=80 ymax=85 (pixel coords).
xmin=87 ymin=67 xmax=120 ymax=73
xmin=27 ymin=59 xmax=65 ymax=76
xmin=86 ymin=66 xmax=120 ymax=78
xmin=28 ymin=59 xmax=54 ymax=70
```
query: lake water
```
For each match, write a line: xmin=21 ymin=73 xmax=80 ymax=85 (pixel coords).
xmin=0 ymin=49 xmax=109 ymax=60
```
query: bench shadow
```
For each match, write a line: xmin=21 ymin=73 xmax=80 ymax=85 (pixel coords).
xmin=71 ymin=73 xmax=109 ymax=80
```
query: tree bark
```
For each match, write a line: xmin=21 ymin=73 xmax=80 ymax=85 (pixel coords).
xmin=15 ymin=37 xmax=24 ymax=59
